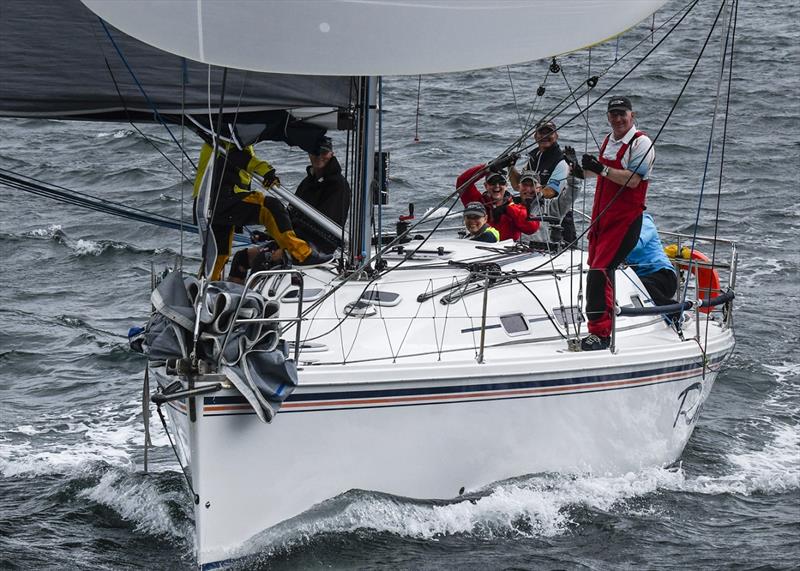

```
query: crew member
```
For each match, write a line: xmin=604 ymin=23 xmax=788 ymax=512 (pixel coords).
xmin=510 ymin=120 xmax=576 ymax=243
xmin=457 ymin=163 xmax=539 ymax=241
xmin=228 ymin=137 xmax=350 ymax=283
xmin=461 ymin=201 xmax=500 ymax=243
xmin=193 ymin=140 xmax=331 ymax=281
xmin=580 ymin=96 xmax=655 ymax=351
xmin=626 ymin=213 xmax=677 ymax=306
xmin=516 ymin=152 xmax=583 ymax=246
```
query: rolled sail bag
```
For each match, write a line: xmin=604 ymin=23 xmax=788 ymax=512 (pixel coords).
xmin=183 ymin=275 xmax=201 ymax=305
xmin=201 ymin=282 xmax=265 ymax=335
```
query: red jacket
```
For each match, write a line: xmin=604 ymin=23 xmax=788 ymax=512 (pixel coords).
xmin=458 ymin=164 xmax=539 ymax=241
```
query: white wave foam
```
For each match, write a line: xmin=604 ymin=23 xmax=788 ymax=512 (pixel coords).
xmin=73 ymin=238 xmax=104 ymax=256
xmin=26 ymin=224 xmax=63 ymax=238
xmin=249 ymin=423 xmax=799 ymax=553
xmin=249 ymin=467 xmax=683 ymax=554
xmin=736 ymin=258 xmax=784 ymax=288
xmin=422 ymin=206 xmax=462 ymax=220
xmin=763 ymin=362 xmax=800 ymax=385
xmin=95 ymin=129 xmax=132 ymax=139
xmin=0 ymin=440 xmax=132 ymax=478
xmin=0 ymin=399 xmax=172 ymax=478
xmin=78 ymin=470 xmax=192 ymax=541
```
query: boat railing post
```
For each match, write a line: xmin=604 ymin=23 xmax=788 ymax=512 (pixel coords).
xmin=477 ymin=272 xmax=490 ymax=364
xmin=610 ymin=268 xmax=617 ymax=353
xmin=294 ymin=272 xmax=304 ymax=363
xmin=693 ymin=257 xmax=701 ymax=341
xmin=727 ymin=241 xmax=738 ymax=330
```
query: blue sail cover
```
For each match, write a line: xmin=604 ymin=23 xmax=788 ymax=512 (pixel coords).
xmin=0 ymin=0 xmax=355 ymax=146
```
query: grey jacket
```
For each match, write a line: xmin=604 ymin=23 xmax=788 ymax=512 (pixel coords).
xmin=520 ymin=175 xmax=581 ymax=244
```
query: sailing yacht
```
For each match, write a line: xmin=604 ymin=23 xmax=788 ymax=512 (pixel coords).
xmin=0 ymin=0 xmax=739 ymax=568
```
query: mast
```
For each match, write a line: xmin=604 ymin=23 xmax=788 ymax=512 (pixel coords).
xmin=348 ymin=76 xmax=379 ymax=269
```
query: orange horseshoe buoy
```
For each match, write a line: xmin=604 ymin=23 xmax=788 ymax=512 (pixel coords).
xmin=664 ymin=244 xmax=721 ymax=313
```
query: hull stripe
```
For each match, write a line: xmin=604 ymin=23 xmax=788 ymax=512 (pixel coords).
xmin=191 ymin=355 xmax=729 ymax=417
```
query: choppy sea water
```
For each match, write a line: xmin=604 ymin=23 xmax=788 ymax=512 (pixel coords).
xmin=1 ymin=1 xmax=798 ymax=569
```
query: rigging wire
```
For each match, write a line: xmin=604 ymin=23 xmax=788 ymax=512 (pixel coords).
xmin=500 ymin=0 xmax=700 ymax=162
xmin=414 ymin=75 xmax=422 ymax=142
xmin=558 ymin=65 xmax=601 ymax=149
xmin=678 ymin=0 xmax=734 ymax=312
xmin=97 ymin=18 xmax=197 ymax=170
xmin=498 ymin=0 xmax=728 ymax=283
xmin=0 ymin=168 xmax=250 ymax=244
xmin=506 ymin=65 xmax=526 ymax=137
xmin=705 ymin=0 xmax=737 ymax=350
xmin=299 ymin=0 xmax=709 ymax=336
xmin=180 ymin=58 xmax=188 ymax=268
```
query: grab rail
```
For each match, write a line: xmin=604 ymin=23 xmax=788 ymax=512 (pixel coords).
xmin=216 ymin=268 xmax=305 ymax=364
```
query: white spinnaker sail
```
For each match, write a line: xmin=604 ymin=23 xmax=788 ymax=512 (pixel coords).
xmin=81 ymin=0 xmax=667 ymax=76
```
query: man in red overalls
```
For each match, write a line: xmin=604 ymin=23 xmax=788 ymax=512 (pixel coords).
xmin=579 ymin=96 xmax=656 ymax=351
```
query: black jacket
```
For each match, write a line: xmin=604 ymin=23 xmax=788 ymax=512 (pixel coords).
xmin=525 ymin=144 xmax=564 ymax=185
xmin=289 ymin=156 xmax=352 ymax=253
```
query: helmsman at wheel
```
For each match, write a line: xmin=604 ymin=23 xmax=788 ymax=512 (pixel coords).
xmin=579 ymin=96 xmax=656 ymax=351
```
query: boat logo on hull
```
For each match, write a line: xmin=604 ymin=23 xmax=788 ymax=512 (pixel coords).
xmin=673 ymin=381 xmax=703 ymax=428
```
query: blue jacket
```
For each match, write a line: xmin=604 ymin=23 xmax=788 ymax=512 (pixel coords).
xmin=626 ymin=214 xmax=675 ymax=277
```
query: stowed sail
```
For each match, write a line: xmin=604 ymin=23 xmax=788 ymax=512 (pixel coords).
xmin=81 ymin=0 xmax=669 ymax=75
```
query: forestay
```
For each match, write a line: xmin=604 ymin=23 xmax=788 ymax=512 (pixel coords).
xmin=82 ymin=0 xmax=668 ymax=76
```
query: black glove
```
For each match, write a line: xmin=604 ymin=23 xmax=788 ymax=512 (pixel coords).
xmin=250 ymin=230 xmax=270 ymax=243
xmin=563 ymin=146 xmax=584 ymax=179
xmin=262 ymin=168 xmax=280 ymax=188
xmin=487 ymin=151 xmax=520 ymax=173
xmin=581 ymin=154 xmax=604 ymax=175
xmin=491 ymin=203 xmax=508 ymax=220
xmin=251 ymin=243 xmax=280 ymax=272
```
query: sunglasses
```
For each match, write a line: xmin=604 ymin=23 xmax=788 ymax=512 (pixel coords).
xmin=486 ymin=180 xmax=506 ymax=187
xmin=465 ymin=214 xmax=484 ymax=220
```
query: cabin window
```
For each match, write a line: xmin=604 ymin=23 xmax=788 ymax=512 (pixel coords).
xmin=344 ymin=300 xmax=377 ymax=317
xmin=282 ymin=288 xmax=325 ymax=303
xmin=552 ymin=306 xmax=584 ymax=328
xmin=360 ymin=290 xmax=401 ymax=307
xmin=630 ymin=295 xmax=644 ymax=308
xmin=500 ymin=313 xmax=529 ymax=336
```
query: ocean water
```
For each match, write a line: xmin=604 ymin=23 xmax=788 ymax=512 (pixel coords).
xmin=1 ymin=1 xmax=798 ymax=569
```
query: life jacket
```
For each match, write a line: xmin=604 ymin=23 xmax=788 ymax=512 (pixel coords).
xmin=588 ymin=131 xmax=649 ymax=268
xmin=525 ymin=144 xmax=564 ymax=186
xmin=468 ymin=224 xmax=500 ymax=243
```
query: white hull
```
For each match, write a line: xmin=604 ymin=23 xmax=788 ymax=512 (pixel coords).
xmin=153 ymin=238 xmax=735 ymax=568
xmin=158 ymin=336 xmax=732 ymax=568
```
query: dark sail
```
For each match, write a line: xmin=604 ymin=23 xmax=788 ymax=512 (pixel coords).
xmin=0 ymin=0 xmax=354 ymax=147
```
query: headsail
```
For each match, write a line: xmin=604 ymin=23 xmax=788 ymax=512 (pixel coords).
xmin=81 ymin=0 xmax=668 ymax=76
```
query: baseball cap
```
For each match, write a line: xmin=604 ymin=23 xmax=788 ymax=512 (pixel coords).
xmin=519 ymin=170 xmax=539 ymax=185
xmin=535 ymin=120 xmax=557 ymax=135
xmin=314 ymin=136 xmax=333 ymax=154
xmin=607 ymin=96 xmax=633 ymax=112
xmin=463 ymin=202 xmax=486 ymax=217
xmin=485 ymin=171 xmax=507 ymax=185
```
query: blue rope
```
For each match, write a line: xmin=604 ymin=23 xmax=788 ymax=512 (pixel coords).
xmin=98 ymin=18 xmax=197 ymax=170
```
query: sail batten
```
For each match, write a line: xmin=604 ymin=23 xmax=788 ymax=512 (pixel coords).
xmin=81 ymin=0 xmax=668 ymax=76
